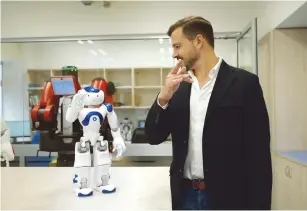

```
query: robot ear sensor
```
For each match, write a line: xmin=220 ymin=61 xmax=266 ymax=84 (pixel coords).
xmin=106 ymin=82 xmax=116 ymax=96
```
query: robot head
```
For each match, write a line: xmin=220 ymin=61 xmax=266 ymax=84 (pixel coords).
xmin=61 ymin=66 xmax=78 ymax=81
xmin=82 ymin=86 xmax=105 ymax=107
xmin=91 ymin=77 xmax=115 ymax=104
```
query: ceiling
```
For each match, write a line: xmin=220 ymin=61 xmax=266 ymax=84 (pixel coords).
xmin=278 ymin=2 xmax=307 ymax=28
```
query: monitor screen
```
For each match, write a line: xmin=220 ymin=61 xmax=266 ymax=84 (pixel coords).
xmin=51 ymin=77 xmax=76 ymax=95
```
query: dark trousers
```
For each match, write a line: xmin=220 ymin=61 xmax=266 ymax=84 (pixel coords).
xmin=179 ymin=186 xmax=211 ymax=210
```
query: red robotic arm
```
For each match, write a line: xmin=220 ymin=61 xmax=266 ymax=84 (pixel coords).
xmin=31 ymin=76 xmax=81 ymax=129
xmin=31 ymin=81 xmax=57 ymax=123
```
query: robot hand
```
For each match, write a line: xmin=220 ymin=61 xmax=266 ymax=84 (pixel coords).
xmin=112 ymin=137 xmax=126 ymax=158
xmin=71 ymin=89 xmax=87 ymax=108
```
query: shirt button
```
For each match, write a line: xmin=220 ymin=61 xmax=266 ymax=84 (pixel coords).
xmin=179 ymin=169 xmax=182 ymax=172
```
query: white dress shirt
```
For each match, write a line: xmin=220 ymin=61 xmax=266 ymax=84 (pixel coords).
xmin=183 ymin=57 xmax=222 ymax=179
xmin=158 ymin=57 xmax=223 ymax=179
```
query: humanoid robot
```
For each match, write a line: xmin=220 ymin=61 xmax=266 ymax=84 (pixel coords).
xmin=66 ymin=86 xmax=126 ymax=197
xmin=1 ymin=118 xmax=15 ymax=167
xmin=119 ymin=117 xmax=133 ymax=142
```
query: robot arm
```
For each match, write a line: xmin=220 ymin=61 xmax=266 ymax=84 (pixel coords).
xmin=66 ymin=90 xmax=86 ymax=123
xmin=31 ymin=81 xmax=59 ymax=129
xmin=101 ymin=103 xmax=126 ymax=158
xmin=1 ymin=118 xmax=15 ymax=166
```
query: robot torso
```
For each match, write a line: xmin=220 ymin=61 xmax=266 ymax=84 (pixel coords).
xmin=78 ymin=107 xmax=107 ymax=145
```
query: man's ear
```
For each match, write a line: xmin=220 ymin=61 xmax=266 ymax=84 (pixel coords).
xmin=194 ymin=34 xmax=204 ymax=49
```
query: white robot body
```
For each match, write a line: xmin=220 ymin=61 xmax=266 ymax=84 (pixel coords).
xmin=78 ymin=107 xmax=106 ymax=146
xmin=1 ymin=118 xmax=15 ymax=166
xmin=66 ymin=86 xmax=126 ymax=197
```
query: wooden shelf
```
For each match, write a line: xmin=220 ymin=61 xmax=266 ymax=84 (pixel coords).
xmin=26 ymin=66 xmax=172 ymax=132
xmin=162 ymin=67 xmax=171 ymax=85
xmin=135 ymin=86 xmax=162 ymax=89
xmin=27 ymin=87 xmax=44 ymax=91
xmin=134 ymin=88 xmax=160 ymax=107
xmin=114 ymin=87 xmax=133 ymax=107
xmin=106 ymin=68 xmax=132 ymax=87
xmin=134 ymin=68 xmax=161 ymax=87
xmin=78 ymin=69 xmax=103 ymax=85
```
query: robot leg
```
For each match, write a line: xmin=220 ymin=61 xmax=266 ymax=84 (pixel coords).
xmin=93 ymin=137 xmax=116 ymax=194
xmin=73 ymin=139 xmax=93 ymax=197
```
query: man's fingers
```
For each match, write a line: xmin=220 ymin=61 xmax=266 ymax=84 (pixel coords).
xmin=171 ymin=78 xmax=184 ymax=86
xmin=168 ymin=73 xmax=189 ymax=80
xmin=170 ymin=59 xmax=182 ymax=74
xmin=177 ymin=66 xmax=187 ymax=75
xmin=169 ymin=73 xmax=193 ymax=86
xmin=183 ymin=77 xmax=193 ymax=83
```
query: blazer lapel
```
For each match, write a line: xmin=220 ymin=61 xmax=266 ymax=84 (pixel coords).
xmin=204 ymin=60 xmax=236 ymax=126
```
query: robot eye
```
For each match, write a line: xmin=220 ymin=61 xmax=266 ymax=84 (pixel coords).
xmin=88 ymin=94 xmax=90 ymax=97
xmin=97 ymin=95 xmax=99 ymax=97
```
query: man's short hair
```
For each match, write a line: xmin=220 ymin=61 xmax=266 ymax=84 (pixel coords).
xmin=167 ymin=16 xmax=215 ymax=48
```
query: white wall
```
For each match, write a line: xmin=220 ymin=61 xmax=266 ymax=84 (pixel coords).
xmin=1 ymin=1 xmax=264 ymax=39
xmin=2 ymin=1 xmax=305 ymax=41
xmin=257 ymin=1 xmax=306 ymax=39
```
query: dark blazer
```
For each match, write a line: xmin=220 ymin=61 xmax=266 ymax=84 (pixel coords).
xmin=145 ymin=60 xmax=272 ymax=210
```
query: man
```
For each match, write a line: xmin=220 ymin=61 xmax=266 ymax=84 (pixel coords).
xmin=145 ymin=16 xmax=272 ymax=210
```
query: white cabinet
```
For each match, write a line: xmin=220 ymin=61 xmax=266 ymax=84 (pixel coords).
xmin=258 ymin=29 xmax=307 ymax=152
xmin=272 ymin=155 xmax=307 ymax=210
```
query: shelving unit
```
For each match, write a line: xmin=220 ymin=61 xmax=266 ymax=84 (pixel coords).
xmin=26 ymin=67 xmax=172 ymax=110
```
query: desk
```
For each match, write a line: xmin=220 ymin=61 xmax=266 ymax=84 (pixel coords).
xmin=1 ymin=167 xmax=172 ymax=210
xmin=12 ymin=143 xmax=173 ymax=166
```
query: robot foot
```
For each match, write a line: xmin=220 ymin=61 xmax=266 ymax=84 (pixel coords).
xmin=96 ymin=184 xmax=116 ymax=194
xmin=74 ymin=188 xmax=94 ymax=197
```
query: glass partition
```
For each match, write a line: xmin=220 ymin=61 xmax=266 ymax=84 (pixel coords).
xmin=236 ymin=18 xmax=258 ymax=75
xmin=1 ymin=36 xmax=237 ymax=166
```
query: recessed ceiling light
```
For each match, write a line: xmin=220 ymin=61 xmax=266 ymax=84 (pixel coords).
xmin=87 ymin=40 xmax=94 ymax=44
xmin=90 ymin=50 xmax=97 ymax=56
xmin=98 ymin=49 xmax=107 ymax=56
xmin=78 ymin=40 xmax=84 ymax=44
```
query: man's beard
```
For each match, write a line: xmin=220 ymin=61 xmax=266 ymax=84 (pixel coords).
xmin=184 ymin=54 xmax=199 ymax=71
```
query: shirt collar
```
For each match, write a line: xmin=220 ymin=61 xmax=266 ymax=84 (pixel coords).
xmin=188 ymin=56 xmax=223 ymax=79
